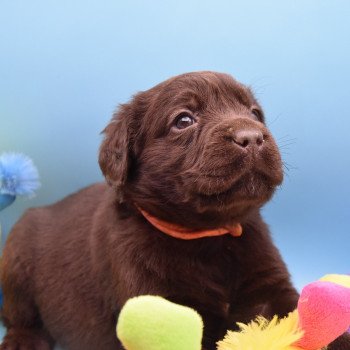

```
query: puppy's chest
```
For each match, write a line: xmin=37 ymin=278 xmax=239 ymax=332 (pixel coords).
xmin=161 ymin=240 xmax=241 ymax=302
xmin=120 ymin=233 xmax=244 ymax=311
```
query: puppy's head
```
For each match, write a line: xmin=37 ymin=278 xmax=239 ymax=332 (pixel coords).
xmin=99 ymin=72 xmax=283 ymax=229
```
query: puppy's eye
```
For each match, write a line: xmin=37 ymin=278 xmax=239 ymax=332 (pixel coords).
xmin=175 ymin=113 xmax=196 ymax=129
xmin=251 ymin=108 xmax=263 ymax=122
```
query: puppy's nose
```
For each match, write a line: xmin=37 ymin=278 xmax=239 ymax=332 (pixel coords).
xmin=231 ymin=129 xmax=264 ymax=148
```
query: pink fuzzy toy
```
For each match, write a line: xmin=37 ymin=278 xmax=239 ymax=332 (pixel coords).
xmin=296 ymin=274 xmax=350 ymax=350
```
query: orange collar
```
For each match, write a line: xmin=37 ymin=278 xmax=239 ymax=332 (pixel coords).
xmin=139 ymin=208 xmax=242 ymax=240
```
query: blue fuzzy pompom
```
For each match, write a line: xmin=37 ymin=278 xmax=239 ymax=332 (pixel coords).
xmin=0 ymin=153 xmax=40 ymax=197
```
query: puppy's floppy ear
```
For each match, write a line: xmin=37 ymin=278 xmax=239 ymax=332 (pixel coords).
xmin=99 ymin=104 xmax=134 ymax=197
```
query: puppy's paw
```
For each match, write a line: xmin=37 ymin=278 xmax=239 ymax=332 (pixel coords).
xmin=328 ymin=332 xmax=350 ymax=350
xmin=0 ymin=328 xmax=52 ymax=350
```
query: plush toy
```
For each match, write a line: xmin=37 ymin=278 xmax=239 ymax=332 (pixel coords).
xmin=117 ymin=295 xmax=203 ymax=350
xmin=0 ymin=152 xmax=40 ymax=211
xmin=116 ymin=274 xmax=350 ymax=350
xmin=0 ymin=152 xmax=40 ymax=306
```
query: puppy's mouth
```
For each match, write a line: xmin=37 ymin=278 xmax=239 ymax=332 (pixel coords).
xmin=204 ymin=172 xmax=275 ymax=200
xmin=182 ymin=163 xmax=282 ymax=213
xmin=197 ymin=170 xmax=274 ymax=198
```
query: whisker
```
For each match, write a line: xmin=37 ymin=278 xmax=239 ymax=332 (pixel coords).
xmin=266 ymin=113 xmax=283 ymax=127
xmin=278 ymin=143 xmax=295 ymax=150
xmin=282 ymin=161 xmax=297 ymax=173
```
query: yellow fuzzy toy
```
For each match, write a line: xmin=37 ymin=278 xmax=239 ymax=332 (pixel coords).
xmin=217 ymin=311 xmax=305 ymax=350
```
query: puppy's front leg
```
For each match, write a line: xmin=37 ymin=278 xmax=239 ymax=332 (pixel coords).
xmin=230 ymin=259 xmax=299 ymax=327
xmin=229 ymin=220 xmax=300 ymax=324
xmin=237 ymin=271 xmax=299 ymax=320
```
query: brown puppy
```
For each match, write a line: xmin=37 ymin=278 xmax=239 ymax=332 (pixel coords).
xmin=1 ymin=72 xmax=349 ymax=350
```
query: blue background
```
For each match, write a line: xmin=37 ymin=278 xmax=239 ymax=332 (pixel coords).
xmin=1 ymin=0 xmax=349 ymax=294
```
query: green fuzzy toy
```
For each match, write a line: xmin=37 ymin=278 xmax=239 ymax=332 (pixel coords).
xmin=116 ymin=296 xmax=203 ymax=350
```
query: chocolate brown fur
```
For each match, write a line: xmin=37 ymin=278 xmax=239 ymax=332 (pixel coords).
xmin=1 ymin=72 xmax=349 ymax=349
